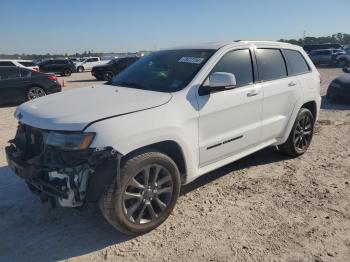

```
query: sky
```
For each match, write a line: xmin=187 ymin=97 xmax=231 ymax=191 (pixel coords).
xmin=0 ymin=0 xmax=349 ymax=54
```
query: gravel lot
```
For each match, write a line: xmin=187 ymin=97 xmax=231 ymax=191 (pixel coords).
xmin=0 ymin=69 xmax=349 ymax=262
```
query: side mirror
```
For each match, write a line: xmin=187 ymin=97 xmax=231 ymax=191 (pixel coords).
xmin=342 ymin=67 xmax=350 ymax=73
xmin=209 ymin=72 xmax=236 ymax=89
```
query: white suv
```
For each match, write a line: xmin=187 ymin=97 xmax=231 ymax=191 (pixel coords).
xmin=6 ymin=41 xmax=321 ymax=235
xmin=75 ymin=57 xmax=108 ymax=72
xmin=0 ymin=59 xmax=39 ymax=71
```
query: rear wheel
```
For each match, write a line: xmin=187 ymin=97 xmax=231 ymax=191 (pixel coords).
xmin=62 ymin=68 xmax=72 ymax=76
xmin=278 ymin=108 xmax=315 ymax=157
xmin=103 ymin=71 xmax=114 ymax=81
xmin=77 ymin=66 xmax=84 ymax=73
xmin=100 ymin=151 xmax=181 ymax=235
xmin=26 ymin=87 xmax=46 ymax=100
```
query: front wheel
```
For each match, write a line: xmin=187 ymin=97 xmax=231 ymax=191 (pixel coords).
xmin=103 ymin=71 xmax=114 ymax=81
xmin=77 ymin=66 xmax=84 ymax=73
xmin=278 ymin=108 xmax=315 ymax=157
xmin=100 ymin=151 xmax=181 ymax=235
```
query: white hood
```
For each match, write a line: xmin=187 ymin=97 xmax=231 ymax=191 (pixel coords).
xmin=15 ymin=85 xmax=172 ymax=131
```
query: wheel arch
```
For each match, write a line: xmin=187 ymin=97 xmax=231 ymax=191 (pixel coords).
xmin=121 ymin=140 xmax=187 ymax=184
xmin=301 ymin=100 xmax=317 ymax=119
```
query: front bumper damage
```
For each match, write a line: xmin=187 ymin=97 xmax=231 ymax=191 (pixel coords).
xmin=5 ymin=123 xmax=121 ymax=208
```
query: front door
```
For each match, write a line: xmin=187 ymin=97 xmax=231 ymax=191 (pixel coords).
xmin=0 ymin=67 xmax=24 ymax=103
xmin=197 ymin=49 xmax=263 ymax=167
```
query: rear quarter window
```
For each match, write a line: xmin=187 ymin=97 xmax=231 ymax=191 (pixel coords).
xmin=283 ymin=49 xmax=310 ymax=75
xmin=18 ymin=61 xmax=36 ymax=67
xmin=0 ymin=61 xmax=16 ymax=66
xmin=256 ymin=49 xmax=287 ymax=81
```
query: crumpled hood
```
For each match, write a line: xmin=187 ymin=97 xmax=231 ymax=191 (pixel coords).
xmin=15 ymin=85 xmax=172 ymax=131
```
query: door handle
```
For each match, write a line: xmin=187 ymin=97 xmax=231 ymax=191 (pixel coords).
xmin=288 ymin=81 xmax=297 ymax=87
xmin=246 ymin=90 xmax=260 ymax=97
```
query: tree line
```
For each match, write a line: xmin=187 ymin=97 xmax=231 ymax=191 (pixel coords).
xmin=1 ymin=33 xmax=349 ymax=59
xmin=278 ymin=33 xmax=350 ymax=46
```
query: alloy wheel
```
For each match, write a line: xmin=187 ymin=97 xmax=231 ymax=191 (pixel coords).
xmin=293 ymin=114 xmax=312 ymax=152
xmin=27 ymin=87 xmax=46 ymax=100
xmin=122 ymin=164 xmax=173 ymax=225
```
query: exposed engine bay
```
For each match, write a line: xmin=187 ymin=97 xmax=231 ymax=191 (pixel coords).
xmin=6 ymin=123 xmax=120 ymax=207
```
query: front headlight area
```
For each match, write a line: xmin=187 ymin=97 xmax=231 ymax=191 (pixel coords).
xmin=46 ymin=132 xmax=95 ymax=151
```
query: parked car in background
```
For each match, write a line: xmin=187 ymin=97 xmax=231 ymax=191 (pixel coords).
xmin=39 ymin=59 xmax=76 ymax=76
xmin=335 ymin=53 xmax=350 ymax=67
xmin=326 ymin=67 xmax=350 ymax=101
xmin=0 ymin=67 xmax=61 ymax=104
xmin=308 ymin=49 xmax=345 ymax=66
xmin=6 ymin=41 xmax=321 ymax=235
xmin=303 ymin=43 xmax=344 ymax=54
xmin=91 ymin=57 xmax=140 ymax=81
xmin=0 ymin=59 xmax=39 ymax=71
xmin=76 ymin=57 xmax=108 ymax=72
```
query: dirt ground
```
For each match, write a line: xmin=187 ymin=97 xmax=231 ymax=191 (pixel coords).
xmin=0 ymin=69 xmax=349 ymax=262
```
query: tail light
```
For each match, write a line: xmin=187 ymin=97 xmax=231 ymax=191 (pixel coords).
xmin=48 ymin=75 xmax=57 ymax=81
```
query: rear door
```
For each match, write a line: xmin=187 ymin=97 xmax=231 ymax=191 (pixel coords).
xmin=319 ymin=50 xmax=332 ymax=64
xmin=0 ymin=67 xmax=24 ymax=103
xmin=197 ymin=48 xmax=263 ymax=166
xmin=256 ymin=48 xmax=302 ymax=141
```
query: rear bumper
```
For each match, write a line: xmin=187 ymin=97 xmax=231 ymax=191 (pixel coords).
xmin=327 ymin=86 xmax=350 ymax=100
xmin=47 ymin=83 xmax=62 ymax=94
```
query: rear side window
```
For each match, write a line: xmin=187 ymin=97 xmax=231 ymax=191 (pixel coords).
xmin=256 ymin=49 xmax=287 ymax=81
xmin=0 ymin=61 xmax=16 ymax=66
xmin=0 ymin=68 xmax=20 ymax=80
xmin=55 ymin=60 xmax=68 ymax=64
xmin=87 ymin=58 xmax=98 ymax=62
xmin=20 ymin=68 xmax=32 ymax=78
xmin=283 ymin=49 xmax=310 ymax=75
xmin=210 ymin=49 xmax=254 ymax=87
xmin=18 ymin=61 xmax=36 ymax=67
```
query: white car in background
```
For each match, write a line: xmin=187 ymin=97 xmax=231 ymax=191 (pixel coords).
xmin=0 ymin=59 xmax=39 ymax=71
xmin=75 ymin=57 xmax=109 ymax=72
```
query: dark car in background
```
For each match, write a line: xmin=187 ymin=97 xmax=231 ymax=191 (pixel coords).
xmin=303 ymin=43 xmax=344 ymax=54
xmin=327 ymin=67 xmax=350 ymax=101
xmin=91 ymin=57 xmax=139 ymax=81
xmin=0 ymin=67 xmax=61 ymax=104
xmin=39 ymin=59 xmax=76 ymax=76
xmin=308 ymin=49 xmax=345 ymax=66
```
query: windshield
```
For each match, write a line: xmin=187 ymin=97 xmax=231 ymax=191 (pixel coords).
xmin=111 ymin=49 xmax=215 ymax=92
xmin=107 ymin=59 xmax=116 ymax=65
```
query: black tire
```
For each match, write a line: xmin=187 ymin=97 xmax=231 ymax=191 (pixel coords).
xmin=278 ymin=108 xmax=315 ymax=157
xmin=103 ymin=71 xmax=114 ymax=81
xmin=62 ymin=68 xmax=72 ymax=76
xmin=100 ymin=150 xmax=181 ymax=236
xmin=26 ymin=86 xmax=46 ymax=101
xmin=77 ymin=66 xmax=84 ymax=73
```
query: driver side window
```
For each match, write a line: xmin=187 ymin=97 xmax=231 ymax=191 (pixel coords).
xmin=210 ymin=49 xmax=254 ymax=87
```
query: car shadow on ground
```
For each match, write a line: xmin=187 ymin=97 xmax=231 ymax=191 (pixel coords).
xmin=321 ymin=95 xmax=350 ymax=110
xmin=0 ymin=147 xmax=290 ymax=261
xmin=0 ymin=165 xmax=130 ymax=261
xmin=181 ymin=146 xmax=290 ymax=195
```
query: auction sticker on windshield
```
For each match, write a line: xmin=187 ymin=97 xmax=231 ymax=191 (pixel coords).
xmin=178 ymin=57 xmax=205 ymax=64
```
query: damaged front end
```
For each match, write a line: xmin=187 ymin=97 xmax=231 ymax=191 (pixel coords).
xmin=5 ymin=123 xmax=121 ymax=208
